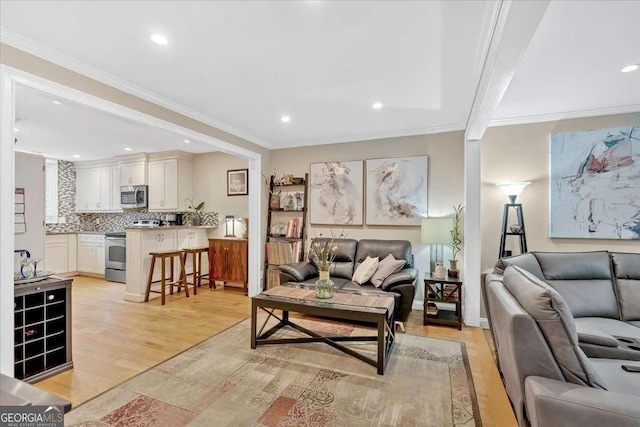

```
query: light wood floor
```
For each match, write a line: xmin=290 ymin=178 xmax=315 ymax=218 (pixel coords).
xmin=34 ymin=276 xmax=516 ymax=426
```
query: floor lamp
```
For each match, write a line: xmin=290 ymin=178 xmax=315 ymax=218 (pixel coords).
xmin=496 ymin=182 xmax=530 ymax=258
xmin=421 ymin=217 xmax=453 ymax=278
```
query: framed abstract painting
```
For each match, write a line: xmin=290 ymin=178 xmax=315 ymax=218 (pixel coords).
xmin=365 ymin=156 xmax=428 ymax=226
xmin=549 ymin=125 xmax=639 ymax=239
xmin=309 ymin=161 xmax=364 ymax=225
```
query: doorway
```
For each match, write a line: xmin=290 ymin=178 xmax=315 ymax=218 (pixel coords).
xmin=0 ymin=65 xmax=263 ymax=376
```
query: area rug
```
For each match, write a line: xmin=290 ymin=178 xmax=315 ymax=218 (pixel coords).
xmin=65 ymin=317 xmax=481 ymax=427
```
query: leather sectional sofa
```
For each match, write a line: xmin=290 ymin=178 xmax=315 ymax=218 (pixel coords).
xmin=483 ymin=251 xmax=640 ymax=427
xmin=278 ymin=238 xmax=418 ymax=324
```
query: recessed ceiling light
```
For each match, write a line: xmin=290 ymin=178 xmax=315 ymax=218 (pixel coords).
xmin=52 ymin=100 xmax=61 ymax=105
xmin=281 ymin=116 xmax=291 ymax=123
xmin=150 ymin=34 xmax=168 ymax=45
xmin=184 ymin=139 xmax=190 ymax=143
xmin=72 ymin=155 xmax=80 ymax=158
xmin=13 ymin=127 xmax=19 ymax=132
xmin=372 ymin=102 xmax=383 ymax=109
xmin=621 ymin=64 xmax=639 ymax=73
xmin=124 ymin=147 xmax=132 ymax=151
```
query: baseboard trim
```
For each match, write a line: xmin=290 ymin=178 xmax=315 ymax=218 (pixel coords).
xmin=124 ymin=293 xmax=146 ymax=303
xmin=412 ymin=301 xmax=423 ymax=311
xmin=480 ymin=317 xmax=490 ymax=329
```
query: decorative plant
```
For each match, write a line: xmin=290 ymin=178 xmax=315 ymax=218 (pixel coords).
xmin=184 ymin=198 xmax=205 ymax=223
xmin=262 ymin=170 xmax=283 ymax=199
xmin=310 ymin=229 xmax=345 ymax=271
xmin=186 ymin=198 xmax=205 ymax=214
xmin=450 ymin=204 xmax=465 ymax=260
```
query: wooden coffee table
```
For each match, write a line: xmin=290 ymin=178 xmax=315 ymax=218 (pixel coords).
xmin=251 ymin=285 xmax=396 ymax=375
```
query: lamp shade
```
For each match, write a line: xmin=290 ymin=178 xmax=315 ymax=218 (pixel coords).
xmin=496 ymin=182 xmax=531 ymax=197
xmin=421 ymin=218 xmax=453 ymax=244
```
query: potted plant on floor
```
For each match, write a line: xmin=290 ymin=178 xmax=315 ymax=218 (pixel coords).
xmin=448 ymin=204 xmax=464 ymax=278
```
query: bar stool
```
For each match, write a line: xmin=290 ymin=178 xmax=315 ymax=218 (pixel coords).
xmin=182 ymin=246 xmax=211 ymax=295
xmin=145 ymin=250 xmax=189 ymax=305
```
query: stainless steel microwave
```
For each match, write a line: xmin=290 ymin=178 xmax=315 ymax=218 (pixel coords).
xmin=120 ymin=185 xmax=148 ymax=209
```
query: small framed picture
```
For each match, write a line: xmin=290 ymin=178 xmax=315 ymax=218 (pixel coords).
xmin=227 ymin=168 xmax=248 ymax=196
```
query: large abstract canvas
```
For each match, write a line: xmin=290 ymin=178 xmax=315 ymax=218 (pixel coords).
xmin=309 ymin=161 xmax=363 ymax=225
xmin=550 ymin=126 xmax=640 ymax=239
xmin=365 ymin=156 xmax=428 ymax=226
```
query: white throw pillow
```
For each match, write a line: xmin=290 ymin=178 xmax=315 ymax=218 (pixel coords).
xmin=352 ymin=256 xmax=379 ymax=285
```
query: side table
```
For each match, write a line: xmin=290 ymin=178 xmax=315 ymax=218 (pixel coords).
xmin=423 ymin=274 xmax=463 ymax=330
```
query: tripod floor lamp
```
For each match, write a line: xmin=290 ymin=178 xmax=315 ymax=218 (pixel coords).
xmin=496 ymin=182 xmax=530 ymax=259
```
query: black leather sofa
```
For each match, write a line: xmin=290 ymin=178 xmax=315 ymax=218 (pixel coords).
xmin=278 ymin=238 xmax=418 ymax=323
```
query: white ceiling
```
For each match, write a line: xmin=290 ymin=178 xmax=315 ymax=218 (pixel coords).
xmin=14 ymin=85 xmax=216 ymax=161
xmin=0 ymin=1 xmax=495 ymax=148
xmin=2 ymin=1 xmax=638 ymax=149
xmin=492 ymin=0 xmax=640 ymax=124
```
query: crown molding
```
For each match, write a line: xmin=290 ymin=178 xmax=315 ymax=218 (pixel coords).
xmin=274 ymin=122 xmax=466 ymax=149
xmin=0 ymin=27 xmax=272 ymax=149
xmin=489 ymin=104 xmax=640 ymax=127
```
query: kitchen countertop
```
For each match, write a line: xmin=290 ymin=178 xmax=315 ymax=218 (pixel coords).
xmin=124 ymin=225 xmax=218 ymax=230
xmin=46 ymin=231 xmax=106 ymax=235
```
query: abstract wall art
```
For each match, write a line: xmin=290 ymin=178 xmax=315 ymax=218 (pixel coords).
xmin=365 ymin=156 xmax=428 ymax=226
xmin=309 ymin=161 xmax=363 ymax=225
xmin=549 ymin=125 xmax=640 ymax=239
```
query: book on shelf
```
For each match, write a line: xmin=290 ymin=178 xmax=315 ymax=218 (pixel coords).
xmin=266 ymin=240 xmax=304 ymax=265
xmin=285 ymin=217 xmax=303 ymax=239
xmin=426 ymin=302 xmax=438 ymax=316
xmin=266 ymin=267 xmax=280 ymax=289
xmin=443 ymin=284 xmax=459 ymax=298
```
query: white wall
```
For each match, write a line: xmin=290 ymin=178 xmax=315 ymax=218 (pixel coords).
xmin=14 ymin=152 xmax=45 ymax=261
xmin=192 ymin=152 xmax=249 ymax=238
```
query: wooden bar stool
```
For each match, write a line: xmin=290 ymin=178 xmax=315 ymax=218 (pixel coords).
xmin=145 ymin=250 xmax=189 ymax=305
xmin=182 ymin=247 xmax=211 ymax=295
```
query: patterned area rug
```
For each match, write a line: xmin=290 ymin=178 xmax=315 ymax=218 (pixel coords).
xmin=66 ymin=317 xmax=481 ymax=426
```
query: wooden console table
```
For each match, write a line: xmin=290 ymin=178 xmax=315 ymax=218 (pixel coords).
xmin=208 ymin=238 xmax=248 ymax=295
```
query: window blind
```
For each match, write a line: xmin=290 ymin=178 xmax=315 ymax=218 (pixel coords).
xmin=45 ymin=158 xmax=59 ymax=224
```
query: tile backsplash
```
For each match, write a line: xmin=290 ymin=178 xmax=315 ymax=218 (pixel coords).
xmin=46 ymin=161 xmax=218 ymax=233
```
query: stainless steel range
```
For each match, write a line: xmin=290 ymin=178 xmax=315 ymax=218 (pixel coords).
xmin=105 ymin=232 xmax=126 ymax=283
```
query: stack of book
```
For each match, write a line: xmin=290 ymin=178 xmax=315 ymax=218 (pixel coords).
xmin=266 ymin=242 xmax=295 ymax=265
xmin=443 ymin=284 xmax=459 ymax=299
xmin=426 ymin=302 xmax=438 ymax=317
xmin=285 ymin=218 xmax=303 ymax=238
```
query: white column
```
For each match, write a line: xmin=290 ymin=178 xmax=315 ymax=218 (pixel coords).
xmin=247 ymin=155 xmax=262 ymax=296
xmin=464 ymin=139 xmax=482 ymax=327
xmin=0 ymin=67 xmax=16 ymax=375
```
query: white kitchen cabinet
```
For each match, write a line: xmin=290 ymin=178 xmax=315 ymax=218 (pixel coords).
xmin=44 ymin=234 xmax=77 ymax=274
xmin=176 ymin=229 xmax=208 ymax=276
xmin=119 ymin=161 xmax=146 ymax=186
xmin=148 ymin=159 xmax=178 ymax=210
xmin=148 ymin=154 xmax=193 ymax=212
xmin=75 ymin=166 xmax=113 ymax=212
xmin=98 ymin=167 xmax=111 ymax=210
xmin=75 ymin=168 xmax=90 ymax=212
xmin=111 ymin=166 xmax=122 ymax=211
xmin=77 ymin=234 xmax=105 ymax=275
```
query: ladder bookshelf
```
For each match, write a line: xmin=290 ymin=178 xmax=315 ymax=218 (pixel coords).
xmin=264 ymin=173 xmax=308 ymax=290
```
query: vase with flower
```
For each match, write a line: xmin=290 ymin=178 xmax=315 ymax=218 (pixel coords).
xmin=310 ymin=232 xmax=343 ymax=299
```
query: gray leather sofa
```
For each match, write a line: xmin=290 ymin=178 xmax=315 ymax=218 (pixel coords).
xmin=278 ymin=239 xmax=418 ymax=323
xmin=483 ymin=251 xmax=640 ymax=427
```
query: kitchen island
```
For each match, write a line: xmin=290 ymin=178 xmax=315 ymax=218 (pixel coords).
xmin=125 ymin=226 xmax=218 ymax=302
